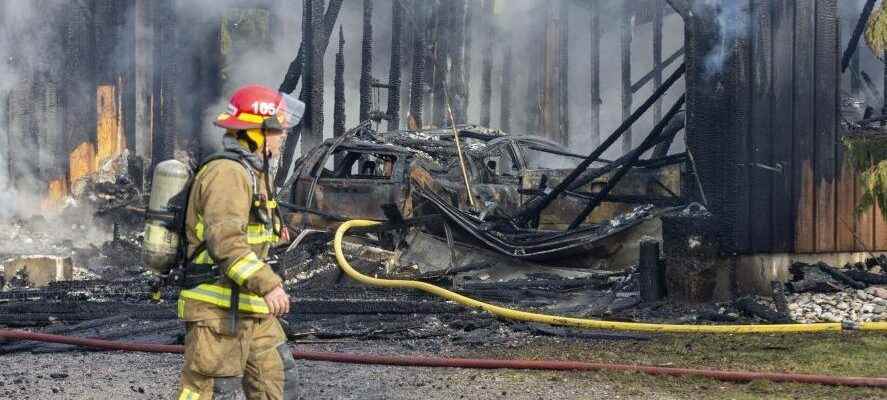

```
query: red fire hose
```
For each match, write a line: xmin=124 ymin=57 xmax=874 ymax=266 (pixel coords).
xmin=2 ymin=329 xmax=886 ymax=389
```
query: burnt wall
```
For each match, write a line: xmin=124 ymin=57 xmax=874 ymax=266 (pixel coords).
xmin=682 ymin=0 xmax=858 ymax=254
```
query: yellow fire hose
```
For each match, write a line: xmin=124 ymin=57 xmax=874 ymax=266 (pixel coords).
xmin=334 ymin=220 xmax=887 ymax=334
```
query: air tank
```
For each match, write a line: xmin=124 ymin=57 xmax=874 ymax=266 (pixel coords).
xmin=143 ymin=160 xmax=191 ymax=275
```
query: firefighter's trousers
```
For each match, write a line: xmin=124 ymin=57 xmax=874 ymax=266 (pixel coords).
xmin=177 ymin=316 xmax=298 ymax=400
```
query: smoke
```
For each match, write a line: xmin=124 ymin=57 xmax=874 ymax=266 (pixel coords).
xmin=697 ymin=0 xmax=750 ymax=76
xmin=0 ymin=0 xmax=692 ymax=223
xmin=0 ymin=0 xmax=66 ymax=220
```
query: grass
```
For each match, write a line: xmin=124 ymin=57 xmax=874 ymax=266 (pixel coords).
xmin=467 ymin=332 xmax=887 ymax=399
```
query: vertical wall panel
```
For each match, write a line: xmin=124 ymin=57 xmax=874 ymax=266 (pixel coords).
xmin=770 ymin=0 xmax=795 ymax=253
xmin=813 ymin=0 xmax=838 ymax=252
xmin=749 ymin=0 xmax=773 ymax=252
xmin=793 ymin=0 xmax=816 ymax=253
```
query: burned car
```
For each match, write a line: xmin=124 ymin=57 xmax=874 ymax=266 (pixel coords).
xmin=282 ymin=125 xmax=689 ymax=263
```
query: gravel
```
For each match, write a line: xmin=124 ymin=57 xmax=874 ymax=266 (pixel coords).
xmin=0 ymin=341 xmax=676 ymax=400
xmin=787 ymin=286 xmax=887 ymax=323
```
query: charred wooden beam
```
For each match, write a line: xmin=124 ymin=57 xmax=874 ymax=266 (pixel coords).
xmin=735 ymin=296 xmax=792 ymax=323
xmin=511 ymin=64 xmax=686 ymax=226
xmin=423 ymin=1 xmax=438 ymax=125
xmin=500 ymin=46 xmax=513 ymax=132
xmin=620 ymin=3 xmax=633 ymax=154
xmin=558 ymin=0 xmax=569 ymax=145
xmin=276 ymin=0 xmax=344 ymax=187
xmin=841 ymin=0 xmax=877 ymax=73
xmin=301 ymin=0 xmax=326 ymax=150
xmin=653 ymin=0 xmax=664 ymax=122
xmin=568 ymin=95 xmax=686 ymax=229
xmin=590 ymin=0 xmax=600 ymax=147
xmin=480 ymin=0 xmax=493 ymax=127
xmin=448 ymin=0 xmax=468 ymax=125
xmin=463 ymin=0 xmax=474 ymax=118
xmin=279 ymin=0 xmax=345 ymax=94
xmin=408 ymin=0 xmax=427 ymax=129
xmin=851 ymin=48 xmax=861 ymax=95
xmin=360 ymin=0 xmax=374 ymax=123
xmin=155 ymin=0 xmax=177 ymax=163
xmin=334 ymin=26 xmax=345 ymax=140
xmin=386 ymin=0 xmax=404 ymax=131
xmin=62 ymin=1 xmax=96 ymax=180
xmin=631 ymin=48 xmax=685 ymax=93
xmin=431 ymin=0 xmax=449 ymax=127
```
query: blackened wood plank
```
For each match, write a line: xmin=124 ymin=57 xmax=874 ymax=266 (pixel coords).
xmin=749 ymin=0 xmax=773 ymax=252
xmin=813 ymin=0 xmax=838 ymax=252
xmin=727 ymin=0 xmax=753 ymax=254
xmin=770 ymin=0 xmax=795 ymax=253
xmin=793 ymin=0 xmax=816 ymax=253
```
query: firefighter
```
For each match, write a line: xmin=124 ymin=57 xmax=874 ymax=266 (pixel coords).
xmin=176 ymin=84 xmax=304 ymax=400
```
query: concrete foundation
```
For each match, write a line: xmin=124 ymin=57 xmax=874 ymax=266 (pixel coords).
xmin=0 ymin=255 xmax=74 ymax=287
xmin=735 ymin=252 xmax=887 ymax=296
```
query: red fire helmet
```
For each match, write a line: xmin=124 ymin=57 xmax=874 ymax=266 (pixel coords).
xmin=213 ymin=84 xmax=305 ymax=131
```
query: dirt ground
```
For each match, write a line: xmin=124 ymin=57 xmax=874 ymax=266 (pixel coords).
xmin=1 ymin=334 xmax=885 ymax=400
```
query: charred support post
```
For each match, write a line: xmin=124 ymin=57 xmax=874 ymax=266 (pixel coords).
xmin=63 ymin=1 xmax=97 ymax=185
xmin=279 ymin=0 xmax=346 ymax=94
xmin=409 ymin=0 xmax=427 ymax=129
xmin=590 ymin=0 xmax=601 ymax=147
xmin=276 ymin=0 xmax=344 ymax=187
xmin=500 ymin=47 xmax=513 ymax=132
xmin=423 ymin=1 xmax=439 ymax=125
xmin=653 ymin=0 xmax=664 ymax=122
xmin=639 ymin=240 xmax=665 ymax=302
xmin=620 ymin=3 xmax=633 ymax=154
xmin=480 ymin=0 xmax=494 ymax=127
xmin=463 ymin=0 xmax=474 ymax=117
xmin=558 ymin=0 xmax=569 ymax=145
xmin=302 ymin=0 xmax=326 ymax=150
xmin=662 ymin=211 xmax=734 ymax=303
xmin=386 ymin=0 xmax=404 ymax=131
xmin=449 ymin=0 xmax=468 ymax=125
xmin=360 ymin=0 xmax=374 ymax=123
xmin=431 ymin=1 xmax=449 ymax=127
xmin=155 ymin=0 xmax=177 ymax=164
xmin=334 ymin=27 xmax=346 ymax=140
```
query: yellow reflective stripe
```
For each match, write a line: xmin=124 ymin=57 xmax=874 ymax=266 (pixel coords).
xmin=195 ymin=215 xmax=205 ymax=241
xmin=177 ymin=297 xmax=185 ymax=319
xmin=179 ymin=284 xmax=269 ymax=314
xmin=178 ymin=387 xmax=200 ymax=400
xmin=227 ymin=253 xmax=263 ymax=285
xmin=192 ymin=249 xmax=213 ymax=264
xmin=246 ymin=224 xmax=278 ymax=244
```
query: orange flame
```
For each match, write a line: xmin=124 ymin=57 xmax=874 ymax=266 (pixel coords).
xmin=40 ymin=178 xmax=68 ymax=211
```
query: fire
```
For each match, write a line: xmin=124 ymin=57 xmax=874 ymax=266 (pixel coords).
xmin=40 ymin=178 xmax=68 ymax=211
xmin=96 ymin=84 xmax=125 ymax=167
xmin=69 ymin=141 xmax=97 ymax=186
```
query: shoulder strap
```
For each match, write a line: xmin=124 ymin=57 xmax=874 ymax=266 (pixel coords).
xmin=180 ymin=150 xmax=259 ymax=268
xmin=197 ymin=150 xmax=258 ymax=196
